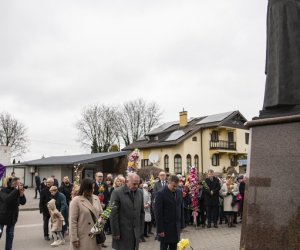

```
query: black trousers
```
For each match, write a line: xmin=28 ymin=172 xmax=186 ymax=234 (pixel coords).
xmin=160 ymin=242 xmax=177 ymax=250
xmin=43 ymin=213 xmax=50 ymax=237
xmin=35 ymin=186 xmax=41 ymax=198
xmin=206 ymin=205 xmax=218 ymax=225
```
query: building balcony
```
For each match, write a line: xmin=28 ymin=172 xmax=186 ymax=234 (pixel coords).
xmin=210 ymin=140 xmax=236 ymax=150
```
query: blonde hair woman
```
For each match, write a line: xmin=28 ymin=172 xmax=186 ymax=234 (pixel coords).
xmin=113 ymin=176 xmax=125 ymax=188
xmin=220 ymin=176 xmax=239 ymax=227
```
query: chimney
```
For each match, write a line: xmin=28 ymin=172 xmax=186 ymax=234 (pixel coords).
xmin=179 ymin=109 xmax=188 ymax=127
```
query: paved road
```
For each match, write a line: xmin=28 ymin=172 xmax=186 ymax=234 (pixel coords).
xmin=0 ymin=210 xmax=241 ymax=250
xmin=0 ymin=189 xmax=241 ymax=250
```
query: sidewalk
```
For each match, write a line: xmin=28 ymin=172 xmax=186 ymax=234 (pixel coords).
xmin=18 ymin=189 xmax=241 ymax=249
xmin=20 ymin=188 xmax=40 ymax=211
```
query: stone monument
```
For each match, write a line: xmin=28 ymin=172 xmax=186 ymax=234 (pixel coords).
xmin=240 ymin=1 xmax=300 ymax=249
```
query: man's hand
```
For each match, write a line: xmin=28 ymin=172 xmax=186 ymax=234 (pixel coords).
xmin=73 ymin=241 xmax=80 ymax=248
xmin=18 ymin=184 xmax=25 ymax=196
xmin=113 ymin=235 xmax=120 ymax=240
xmin=158 ymin=232 xmax=165 ymax=237
xmin=210 ymin=191 xmax=214 ymax=195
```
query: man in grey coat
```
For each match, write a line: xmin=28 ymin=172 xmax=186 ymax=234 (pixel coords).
xmin=110 ymin=173 xmax=145 ymax=250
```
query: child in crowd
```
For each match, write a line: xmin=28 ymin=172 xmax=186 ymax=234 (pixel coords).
xmin=47 ymin=199 xmax=65 ymax=247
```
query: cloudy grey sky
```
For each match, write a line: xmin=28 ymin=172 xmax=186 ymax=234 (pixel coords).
xmin=0 ymin=0 xmax=268 ymax=161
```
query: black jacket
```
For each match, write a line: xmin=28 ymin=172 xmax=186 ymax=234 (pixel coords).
xmin=59 ymin=182 xmax=73 ymax=205
xmin=39 ymin=186 xmax=51 ymax=216
xmin=203 ymin=177 xmax=221 ymax=206
xmin=155 ymin=186 xmax=184 ymax=244
xmin=35 ymin=175 xmax=41 ymax=187
xmin=0 ymin=188 xmax=26 ymax=225
xmin=53 ymin=178 xmax=59 ymax=188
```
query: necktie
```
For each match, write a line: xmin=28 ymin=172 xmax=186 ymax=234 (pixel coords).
xmin=131 ymin=191 xmax=135 ymax=198
xmin=162 ymin=181 xmax=165 ymax=187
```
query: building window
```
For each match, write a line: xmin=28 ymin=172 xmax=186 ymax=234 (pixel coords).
xmin=231 ymin=155 xmax=238 ymax=166
xmin=186 ymin=154 xmax=191 ymax=173
xmin=164 ymin=155 xmax=169 ymax=172
xmin=141 ymin=159 xmax=150 ymax=167
xmin=211 ymin=130 xmax=219 ymax=141
xmin=212 ymin=154 xmax=220 ymax=166
xmin=194 ymin=155 xmax=199 ymax=169
xmin=245 ymin=133 xmax=249 ymax=144
xmin=228 ymin=132 xmax=234 ymax=142
xmin=192 ymin=136 xmax=197 ymax=141
xmin=149 ymin=136 xmax=158 ymax=142
xmin=174 ymin=154 xmax=182 ymax=174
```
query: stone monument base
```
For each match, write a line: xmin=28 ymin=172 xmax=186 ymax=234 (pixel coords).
xmin=240 ymin=115 xmax=300 ymax=250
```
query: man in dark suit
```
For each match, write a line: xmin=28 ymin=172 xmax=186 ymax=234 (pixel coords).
xmin=34 ymin=172 xmax=41 ymax=199
xmin=203 ymin=169 xmax=221 ymax=228
xmin=155 ymin=175 xmax=184 ymax=250
xmin=39 ymin=178 xmax=54 ymax=241
xmin=94 ymin=172 xmax=109 ymax=248
xmin=153 ymin=171 xmax=167 ymax=199
xmin=93 ymin=172 xmax=109 ymax=207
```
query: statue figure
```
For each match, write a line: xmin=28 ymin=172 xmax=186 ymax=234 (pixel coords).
xmin=263 ymin=0 xmax=300 ymax=113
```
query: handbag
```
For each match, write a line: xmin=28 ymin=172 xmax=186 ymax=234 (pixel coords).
xmin=95 ymin=231 xmax=106 ymax=245
xmin=89 ymin=210 xmax=106 ymax=245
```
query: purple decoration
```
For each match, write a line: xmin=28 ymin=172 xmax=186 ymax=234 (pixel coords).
xmin=0 ymin=163 xmax=5 ymax=180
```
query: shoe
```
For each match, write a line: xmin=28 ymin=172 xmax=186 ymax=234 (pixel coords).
xmin=214 ymin=224 xmax=218 ymax=228
xmin=144 ymin=234 xmax=149 ymax=238
xmin=44 ymin=236 xmax=51 ymax=241
xmin=102 ymin=244 xmax=108 ymax=248
xmin=141 ymin=237 xmax=146 ymax=242
xmin=148 ymin=232 xmax=154 ymax=234
xmin=106 ymin=231 xmax=112 ymax=235
xmin=219 ymin=221 xmax=223 ymax=225
xmin=202 ymin=224 xmax=205 ymax=228
xmin=51 ymin=240 xmax=61 ymax=247
xmin=207 ymin=224 xmax=211 ymax=228
xmin=34 ymin=197 xmax=37 ymax=199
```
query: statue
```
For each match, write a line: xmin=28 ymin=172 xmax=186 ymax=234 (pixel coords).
xmin=262 ymin=0 xmax=300 ymax=116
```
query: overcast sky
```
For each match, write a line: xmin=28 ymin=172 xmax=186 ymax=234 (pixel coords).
xmin=0 ymin=0 xmax=268 ymax=161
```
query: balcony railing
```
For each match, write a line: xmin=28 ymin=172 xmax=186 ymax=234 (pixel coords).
xmin=210 ymin=140 xmax=236 ymax=150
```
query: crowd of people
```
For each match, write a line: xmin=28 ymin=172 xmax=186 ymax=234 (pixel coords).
xmin=0 ymin=169 xmax=246 ymax=250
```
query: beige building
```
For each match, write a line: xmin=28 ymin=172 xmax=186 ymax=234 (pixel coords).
xmin=123 ymin=111 xmax=249 ymax=175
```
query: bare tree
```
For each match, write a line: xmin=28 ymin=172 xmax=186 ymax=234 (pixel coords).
xmin=116 ymin=99 xmax=162 ymax=146
xmin=0 ymin=112 xmax=28 ymax=157
xmin=76 ymin=104 xmax=118 ymax=152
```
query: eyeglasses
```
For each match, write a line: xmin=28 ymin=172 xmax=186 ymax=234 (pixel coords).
xmin=97 ymin=176 xmax=103 ymax=178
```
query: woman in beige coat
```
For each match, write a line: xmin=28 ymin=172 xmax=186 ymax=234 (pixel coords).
xmin=220 ymin=176 xmax=239 ymax=227
xmin=69 ymin=178 xmax=103 ymax=250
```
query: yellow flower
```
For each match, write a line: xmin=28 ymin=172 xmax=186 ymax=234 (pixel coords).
xmin=177 ymin=239 xmax=190 ymax=250
xmin=99 ymin=186 xmax=105 ymax=193
xmin=128 ymin=162 xmax=134 ymax=167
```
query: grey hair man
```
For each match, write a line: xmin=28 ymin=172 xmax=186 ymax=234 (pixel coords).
xmin=110 ymin=173 xmax=145 ymax=250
